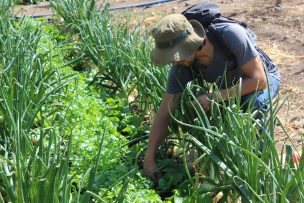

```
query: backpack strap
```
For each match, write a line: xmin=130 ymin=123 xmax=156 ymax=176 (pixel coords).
xmin=206 ymin=24 xmax=237 ymax=69
xmin=182 ymin=2 xmax=240 ymax=69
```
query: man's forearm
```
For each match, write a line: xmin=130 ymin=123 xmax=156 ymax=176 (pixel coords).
xmin=212 ymin=77 xmax=266 ymax=101
xmin=145 ymin=111 xmax=171 ymax=160
xmin=145 ymin=94 xmax=180 ymax=161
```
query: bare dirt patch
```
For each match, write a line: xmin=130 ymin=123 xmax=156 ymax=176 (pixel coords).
xmin=13 ymin=0 xmax=304 ymax=152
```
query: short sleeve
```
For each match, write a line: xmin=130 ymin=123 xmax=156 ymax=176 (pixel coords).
xmin=166 ymin=65 xmax=194 ymax=94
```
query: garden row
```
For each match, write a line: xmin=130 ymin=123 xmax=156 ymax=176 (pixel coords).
xmin=0 ymin=0 xmax=303 ymax=202
xmin=50 ymin=0 xmax=304 ymax=201
xmin=0 ymin=0 xmax=162 ymax=202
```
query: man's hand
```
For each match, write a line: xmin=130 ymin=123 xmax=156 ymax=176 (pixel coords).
xmin=143 ymin=154 xmax=161 ymax=181
xmin=197 ymin=94 xmax=211 ymax=112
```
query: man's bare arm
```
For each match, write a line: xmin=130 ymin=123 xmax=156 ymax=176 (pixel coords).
xmin=144 ymin=93 xmax=180 ymax=179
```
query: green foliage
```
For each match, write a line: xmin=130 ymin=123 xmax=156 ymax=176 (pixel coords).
xmin=0 ymin=14 xmax=161 ymax=202
xmin=62 ymin=74 xmax=127 ymax=170
xmin=51 ymin=0 xmax=97 ymax=29
xmin=3 ymin=0 xmax=303 ymax=202
xmin=0 ymin=10 xmax=78 ymax=202
xmin=156 ymin=159 xmax=187 ymax=192
xmin=168 ymin=82 xmax=304 ymax=202
xmin=51 ymin=1 xmax=168 ymax=115
xmin=61 ymin=73 xmax=160 ymax=202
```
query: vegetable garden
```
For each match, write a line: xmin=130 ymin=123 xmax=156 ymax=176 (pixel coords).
xmin=0 ymin=0 xmax=303 ymax=202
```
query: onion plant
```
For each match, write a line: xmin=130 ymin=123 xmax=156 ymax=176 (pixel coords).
xmin=0 ymin=0 xmax=12 ymax=37
xmin=169 ymin=80 xmax=303 ymax=202
xmin=50 ymin=0 xmax=303 ymax=202
xmin=51 ymin=0 xmax=168 ymax=115
xmin=0 ymin=3 xmax=136 ymax=202
xmin=0 ymin=5 xmax=87 ymax=202
xmin=50 ymin=0 xmax=96 ymax=30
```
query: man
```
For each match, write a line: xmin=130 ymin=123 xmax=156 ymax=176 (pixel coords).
xmin=144 ymin=12 xmax=280 ymax=180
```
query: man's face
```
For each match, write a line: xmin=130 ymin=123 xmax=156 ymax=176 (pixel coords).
xmin=194 ymin=38 xmax=213 ymax=66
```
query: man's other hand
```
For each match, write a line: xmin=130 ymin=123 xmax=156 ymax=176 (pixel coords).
xmin=197 ymin=94 xmax=211 ymax=112
xmin=143 ymin=154 xmax=161 ymax=182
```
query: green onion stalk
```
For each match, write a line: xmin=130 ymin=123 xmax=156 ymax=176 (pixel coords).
xmin=0 ymin=6 xmax=89 ymax=202
xmin=51 ymin=0 xmax=168 ymax=115
xmin=168 ymin=79 xmax=303 ymax=202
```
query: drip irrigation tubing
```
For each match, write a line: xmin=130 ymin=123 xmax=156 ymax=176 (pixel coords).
xmin=110 ymin=0 xmax=175 ymax=11
xmin=14 ymin=0 xmax=176 ymax=19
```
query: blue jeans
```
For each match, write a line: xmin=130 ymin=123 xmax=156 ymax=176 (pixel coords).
xmin=240 ymin=74 xmax=280 ymax=120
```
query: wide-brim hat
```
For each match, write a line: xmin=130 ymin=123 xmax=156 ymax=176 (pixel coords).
xmin=150 ymin=14 xmax=205 ymax=66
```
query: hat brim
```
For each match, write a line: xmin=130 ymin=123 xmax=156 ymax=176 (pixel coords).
xmin=150 ymin=19 xmax=205 ymax=66
xmin=189 ymin=19 xmax=206 ymax=38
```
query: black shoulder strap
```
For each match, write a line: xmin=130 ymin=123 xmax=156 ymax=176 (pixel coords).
xmin=182 ymin=2 xmax=238 ymax=68
xmin=206 ymin=24 xmax=237 ymax=68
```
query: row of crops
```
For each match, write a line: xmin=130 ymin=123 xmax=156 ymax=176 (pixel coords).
xmin=0 ymin=0 xmax=303 ymax=202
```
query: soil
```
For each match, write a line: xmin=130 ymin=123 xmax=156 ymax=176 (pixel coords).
xmin=13 ymin=0 xmax=304 ymax=153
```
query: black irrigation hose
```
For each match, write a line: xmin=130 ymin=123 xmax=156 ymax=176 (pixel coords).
xmin=110 ymin=0 xmax=175 ymax=11
xmin=14 ymin=0 xmax=176 ymax=19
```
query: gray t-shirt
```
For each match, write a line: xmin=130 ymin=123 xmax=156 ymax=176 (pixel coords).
xmin=166 ymin=23 xmax=280 ymax=94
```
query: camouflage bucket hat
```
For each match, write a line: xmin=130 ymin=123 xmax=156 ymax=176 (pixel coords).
xmin=150 ymin=14 xmax=206 ymax=66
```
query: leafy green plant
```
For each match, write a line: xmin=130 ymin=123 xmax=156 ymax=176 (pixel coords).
xmin=51 ymin=0 xmax=168 ymax=115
